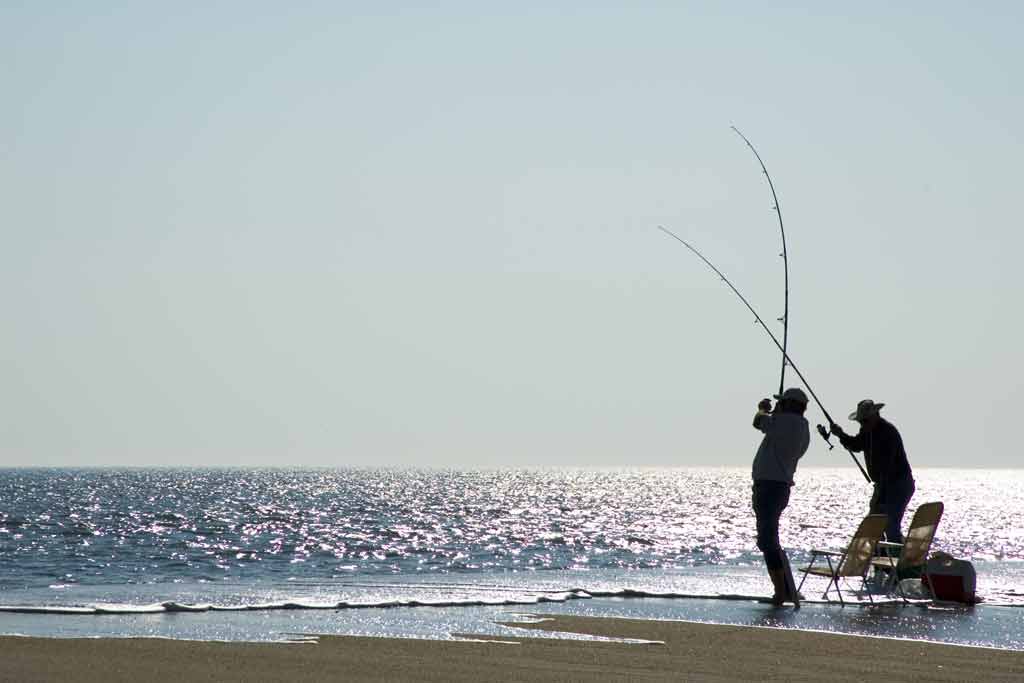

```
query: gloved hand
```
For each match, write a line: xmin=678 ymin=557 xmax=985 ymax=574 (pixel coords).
xmin=830 ymin=422 xmax=845 ymax=437
xmin=758 ymin=398 xmax=772 ymax=413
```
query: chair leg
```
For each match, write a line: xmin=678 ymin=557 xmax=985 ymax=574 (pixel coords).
xmin=922 ymin=569 xmax=935 ymax=601
xmin=862 ymin=574 xmax=874 ymax=604
xmin=821 ymin=556 xmax=842 ymax=604
xmin=832 ymin=576 xmax=845 ymax=606
xmin=797 ymin=551 xmax=820 ymax=597
xmin=797 ymin=569 xmax=809 ymax=594
xmin=885 ymin=567 xmax=901 ymax=602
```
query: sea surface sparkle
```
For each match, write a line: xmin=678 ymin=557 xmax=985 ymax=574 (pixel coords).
xmin=1 ymin=467 xmax=1021 ymax=646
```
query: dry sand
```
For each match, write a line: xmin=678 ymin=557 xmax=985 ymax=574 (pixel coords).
xmin=2 ymin=614 xmax=1022 ymax=682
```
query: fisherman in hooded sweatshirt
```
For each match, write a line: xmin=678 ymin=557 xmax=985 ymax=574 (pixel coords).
xmin=830 ymin=399 xmax=915 ymax=545
xmin=751 ymin=387 xmax=811 ymax=607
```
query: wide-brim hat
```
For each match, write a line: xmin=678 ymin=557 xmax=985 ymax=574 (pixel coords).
xmin=849 ymin=399 xmax=884 ymax=421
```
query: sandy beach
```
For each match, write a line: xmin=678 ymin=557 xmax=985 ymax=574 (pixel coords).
xmin=3 ymin=615 xmax=1022 ymax=682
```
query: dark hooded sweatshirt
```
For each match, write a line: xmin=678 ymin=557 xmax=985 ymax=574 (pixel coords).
xmin=836 ymin=417 xmax=913 ymax=484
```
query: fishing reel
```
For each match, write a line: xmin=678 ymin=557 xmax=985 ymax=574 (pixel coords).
xmin=816 ymin=424 xmax=835 ymax=450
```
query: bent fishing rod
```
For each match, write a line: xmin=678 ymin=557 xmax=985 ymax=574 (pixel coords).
xmin=731 ymin=126 xmax=789 ymax=400
xmin=657 ymin=225 xmax=871 ymax=483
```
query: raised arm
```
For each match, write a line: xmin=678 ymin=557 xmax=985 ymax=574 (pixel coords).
xmin=831 ymin=423 xmax=866 ymax=452
xmin=753 ymin=398 xmax=773 ymax=432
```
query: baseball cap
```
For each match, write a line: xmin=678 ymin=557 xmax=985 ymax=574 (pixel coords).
xmin=774 ymin=387 xmax=809 ymax=405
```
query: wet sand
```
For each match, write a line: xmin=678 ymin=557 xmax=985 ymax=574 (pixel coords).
xmin=3 ymin=614 xmax=1022 ymax=682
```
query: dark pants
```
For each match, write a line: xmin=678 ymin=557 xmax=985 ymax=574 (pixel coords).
xmin=870 ymin=477 xmax=916 ymax=544
xmin=752 ymin=480 xmax=791 ymax=571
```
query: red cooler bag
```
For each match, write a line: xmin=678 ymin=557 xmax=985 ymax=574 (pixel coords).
xmin=924 ymin=552 xmax=978 ymax=604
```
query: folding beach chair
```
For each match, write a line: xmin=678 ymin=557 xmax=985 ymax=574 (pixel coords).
xmin=797 ymin=514 xmax=888 ymax=606
xmin=870 ymin=501 xmax=944 ymax=601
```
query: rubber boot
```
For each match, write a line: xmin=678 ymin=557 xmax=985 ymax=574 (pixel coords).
xmin=781 ymin=552 xmax=801 ymax=610
xmin=767 ymin=568 xmax=788 ymax=606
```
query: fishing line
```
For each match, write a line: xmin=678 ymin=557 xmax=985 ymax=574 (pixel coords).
xmin=657 ymin=225 xmax=871 ymax=483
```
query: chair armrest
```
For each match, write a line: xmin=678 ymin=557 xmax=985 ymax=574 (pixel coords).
xmin=808 ymin=549 xmax=843 ymax=557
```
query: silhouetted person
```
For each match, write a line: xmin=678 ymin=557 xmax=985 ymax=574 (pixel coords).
xmin=830 ymin=399 xmax=915 ymax=544
xmin=752 ymin=387 xmax=810 ymax=607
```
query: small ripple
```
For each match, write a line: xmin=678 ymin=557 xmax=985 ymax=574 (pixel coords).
xmin=1 ymin=467 xmax=1022 ymax=589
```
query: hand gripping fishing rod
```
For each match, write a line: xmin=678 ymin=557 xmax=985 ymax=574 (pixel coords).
xmin=657 ymin=225 xmax=871 ymax=483
xmin=731 ymin=126 xmax=789 ymax=400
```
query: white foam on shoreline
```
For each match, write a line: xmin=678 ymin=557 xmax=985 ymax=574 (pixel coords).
xmin=3 ymin=585 xmax=1009 ymax=617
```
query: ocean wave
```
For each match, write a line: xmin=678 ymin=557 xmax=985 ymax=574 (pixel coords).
xmin=0 ymin=591 xmax=586 ymax=616
xmin=4 ymin=584 xmax=1013 ymax=616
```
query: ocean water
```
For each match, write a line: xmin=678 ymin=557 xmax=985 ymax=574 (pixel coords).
xmin=1 ymin=467 xmax=1022 ymax=648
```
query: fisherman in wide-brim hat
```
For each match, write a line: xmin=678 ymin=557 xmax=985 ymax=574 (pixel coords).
xmin=831 ymin=399 xmax=915 ymax=544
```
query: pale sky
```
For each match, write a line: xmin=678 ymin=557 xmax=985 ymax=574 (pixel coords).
xmin=3 ymin=3 xmax=1021 ymax=467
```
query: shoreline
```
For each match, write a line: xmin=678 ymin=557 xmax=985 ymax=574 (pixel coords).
xmin=3 ymin=615 xmax=1023 ymax=682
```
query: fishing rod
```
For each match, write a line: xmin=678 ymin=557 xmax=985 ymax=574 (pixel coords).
xmin=657 ymin=225 xmax=871 ymax=483
xmin=731 ymin=126 xmax=789 ymax=400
